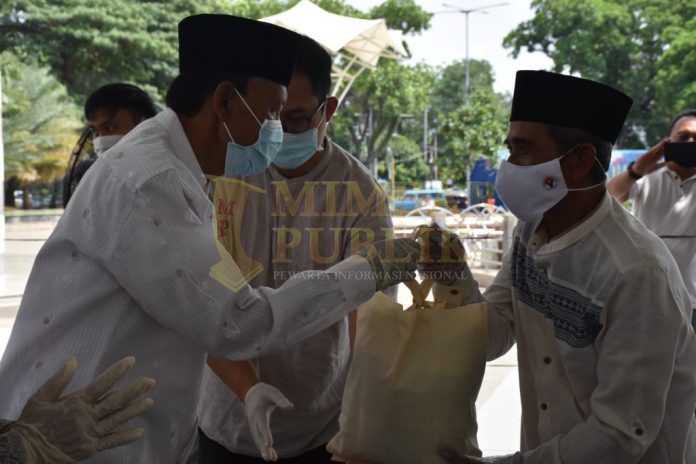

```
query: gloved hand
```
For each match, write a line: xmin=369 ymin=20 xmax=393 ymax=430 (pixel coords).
xmin=438 ymin=443 xmax=523 ymax=463
xmin=244 ymin=382 xmax=294 ymax=462
xmin=358 ymin=238 xmax=420 ymax=291
xmin=7 ymin=356 xmax=155 ymax=463
xmin=416 ymin=224 xmax=467 ymax=285
xmin=0 ymin=419 xmax=29 ymax=462
xmin=417 ymin=224 xmax=482 ymax=304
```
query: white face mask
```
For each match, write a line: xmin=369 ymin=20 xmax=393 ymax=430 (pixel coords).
xmin=93 ymin=135 xmax=123 ymax=155
xmin=495 ymin=146 xmax=605 ymax=223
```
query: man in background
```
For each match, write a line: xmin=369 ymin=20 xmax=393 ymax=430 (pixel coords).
xmin=85 ymin=82 xmax=158 ymax=155
xmin=607 ymin=109 xmax=696 ymax=327
xmin=65 ymin=83 xmax=158 ymax=205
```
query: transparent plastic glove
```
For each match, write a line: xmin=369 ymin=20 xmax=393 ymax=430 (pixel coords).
xmin=438 ymin=443 xmax=523 ymax=464
xmin=244 ymin=383 xmax=294 ymax=462
xmin=0 ymin=419 xmax=29 ymax=462
xmin=358 ymin=238 xmax=420 ymax=291
xmin=10 ymin=356 xmax=155 ymax=462
xmin=416 ymin=223 xmax=466 ymax=284
xmin=417 ymin=224 xmax=482 ymax=303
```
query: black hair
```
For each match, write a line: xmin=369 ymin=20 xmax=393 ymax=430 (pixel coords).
xmin=294 ymin=37 xmax=332 ymax=100
xmin=670 ymin=109 xmax=696 ymax=133
xmin=84 ymin=83 xmax=157 ymax=121
xmin=546 ymin=124 xmax=613 ymax=182
xmin=165 ymin=71 xmax=249 ymax=117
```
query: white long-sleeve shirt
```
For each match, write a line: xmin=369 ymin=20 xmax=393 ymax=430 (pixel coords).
xmin=630 ymin=166 xmax=696 ymax=308
xmin=437 ymin=193 xmax=696 ymax=463
xmin=0 ymin=109 xmax=376 ymax=464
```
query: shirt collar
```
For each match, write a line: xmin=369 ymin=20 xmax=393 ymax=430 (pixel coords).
xmin=536 ymin=192 xmax=612 ymax=255
xmin=157 ymin=108 xmax=207 ymax=189
xmin=664 ymin=165 xmax=696 ymax=184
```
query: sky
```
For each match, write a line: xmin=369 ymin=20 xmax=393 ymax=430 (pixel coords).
xmin=345 ymin=0 xmax=554 ymax=94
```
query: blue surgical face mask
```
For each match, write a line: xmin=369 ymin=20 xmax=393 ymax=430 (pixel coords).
xmin=273 ymin=103 xmax=326 ymax=170
xmin=223 ymin=88 xmax=283 ymax=177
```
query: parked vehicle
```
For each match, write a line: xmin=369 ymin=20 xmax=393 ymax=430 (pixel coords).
xmin=13 ymin=190 xmax=33 ymax=208
xmin=392 ymin=189 xmax=446 ymax=212
xmin=444 ymin=189 xmax=468 ymax=211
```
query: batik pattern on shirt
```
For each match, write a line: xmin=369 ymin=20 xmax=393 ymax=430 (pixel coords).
xmin=511 ymin=237 xmax=603 ymax=348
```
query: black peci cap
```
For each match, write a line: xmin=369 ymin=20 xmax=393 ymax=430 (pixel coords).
xmin=178 ymin=14 xmax=302 ymax=86
xmin=510 ymin=70 xmax=633 ymax=144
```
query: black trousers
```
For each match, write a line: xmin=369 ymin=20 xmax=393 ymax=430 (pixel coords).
xmin=198 ymin=428 xmax=335 ymax=464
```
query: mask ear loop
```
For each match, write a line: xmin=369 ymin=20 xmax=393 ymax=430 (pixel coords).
xmin=560 ymin=144 xmax=608 ymax=192
xmin=318 ymin=100 xmax=327 ymax=125
xmin=232 ymin=86 xmax=262 ymax=126
xmin=223 ymin=87 xmax=263 ymax=145
xmin=222 ymin=121 xmax=236 ymax=144
xmin=312 ymin=100 xmax=328 ymax=152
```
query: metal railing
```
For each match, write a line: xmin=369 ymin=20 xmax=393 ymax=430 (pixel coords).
xmin=391 ymin=203 xmax=516 ymax=269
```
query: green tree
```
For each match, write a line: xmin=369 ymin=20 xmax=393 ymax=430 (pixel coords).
xmin=0 ymin=0 xmax=430 ymax=101
xmin=333 ymin=60 xmax=434 ymax=172
xmin=655 ymin=16 xmax=696 ymax=119
xmin=1 ymin=51 xmax=81 ymax=208
xmin=0 ymin=0 xmax=227 ymax=103
xmin=504 ymin=0 xmax=696 ymax=146
xmin=429 ymin=59 xmax=509 ymax=187
xmin=430 ymin=59 xmax=497 ymax=115
xmin=385 ymin=133 xmax=429 ymax=189
xmin=438 ymin=89 xmax=508 ymax=186
xmin=0 ymin=0 xmax=434 ymax=182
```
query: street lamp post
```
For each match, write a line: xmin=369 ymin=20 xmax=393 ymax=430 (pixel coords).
xmin=436 ymin=2 xmax=508 ymax=196
xmin=440 ymin=2 xmax=508 ymax=105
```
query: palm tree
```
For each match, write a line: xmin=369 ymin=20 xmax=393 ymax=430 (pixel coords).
xmin=1 ymin=51 xmax=81 ymax=208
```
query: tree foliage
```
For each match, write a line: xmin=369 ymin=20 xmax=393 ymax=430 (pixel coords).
xmin=427 ymin=59 xmax=509 ymax=186
xmin=655 ymin=16 xmax=696 ymax=118
xmin=334 ymin=60 xmax=434 ymax=170
xmin=0 ymin=0 xmax=221 ymax=103
xmin=438 ymin=89 xmax=508 ymax=186
xmin=1 ymin=51 xmax=81 ymax=206
xmin=430 ymin=59 xmax=496 ymax=115
xmin=0 ymin=0 xmax=518 ymax=195
xmin=388 ymin=134 xmax=430 ymax=188
xmin=504 ymin=0 xmax=696 ymax=146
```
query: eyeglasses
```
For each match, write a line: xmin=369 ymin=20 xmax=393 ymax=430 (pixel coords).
xmin=281 ymin=100 xmax=326 ymax=133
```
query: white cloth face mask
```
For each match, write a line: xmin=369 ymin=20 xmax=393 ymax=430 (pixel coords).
xmin=93 ymin=135 xmax=123 ymax=155
xmin=495 ymin=146 xmax=605 ymax=223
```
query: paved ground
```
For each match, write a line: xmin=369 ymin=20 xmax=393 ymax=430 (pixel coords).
xmin=0 ymin=218 xmax=521 ymax=455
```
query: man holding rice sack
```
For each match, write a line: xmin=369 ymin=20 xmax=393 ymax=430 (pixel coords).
xmin=328 ymin=70 xmax=696 ymax=464
xmin=433 ymin=71 xmax=696 ymax=464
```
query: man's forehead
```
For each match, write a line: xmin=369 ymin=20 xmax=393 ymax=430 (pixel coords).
xmin=88 ymin=107 xmax=119 ymax=125
xmin=673 ymin=116 xmax=696 ymax=133
xmin=506 ymin=121 xmax=551 ymax=140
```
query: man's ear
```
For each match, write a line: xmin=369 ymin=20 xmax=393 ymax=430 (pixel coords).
xmin=212 ymin=81 xmax=237 ymax=121
xmin=324 ymin=96 xmax=339 ymax=123
xmin=571 ymin=143 xmax=598 ymax=184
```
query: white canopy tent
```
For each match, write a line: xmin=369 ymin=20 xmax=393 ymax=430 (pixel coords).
xmin=262 ymin=0 xmax=407 ymax=103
